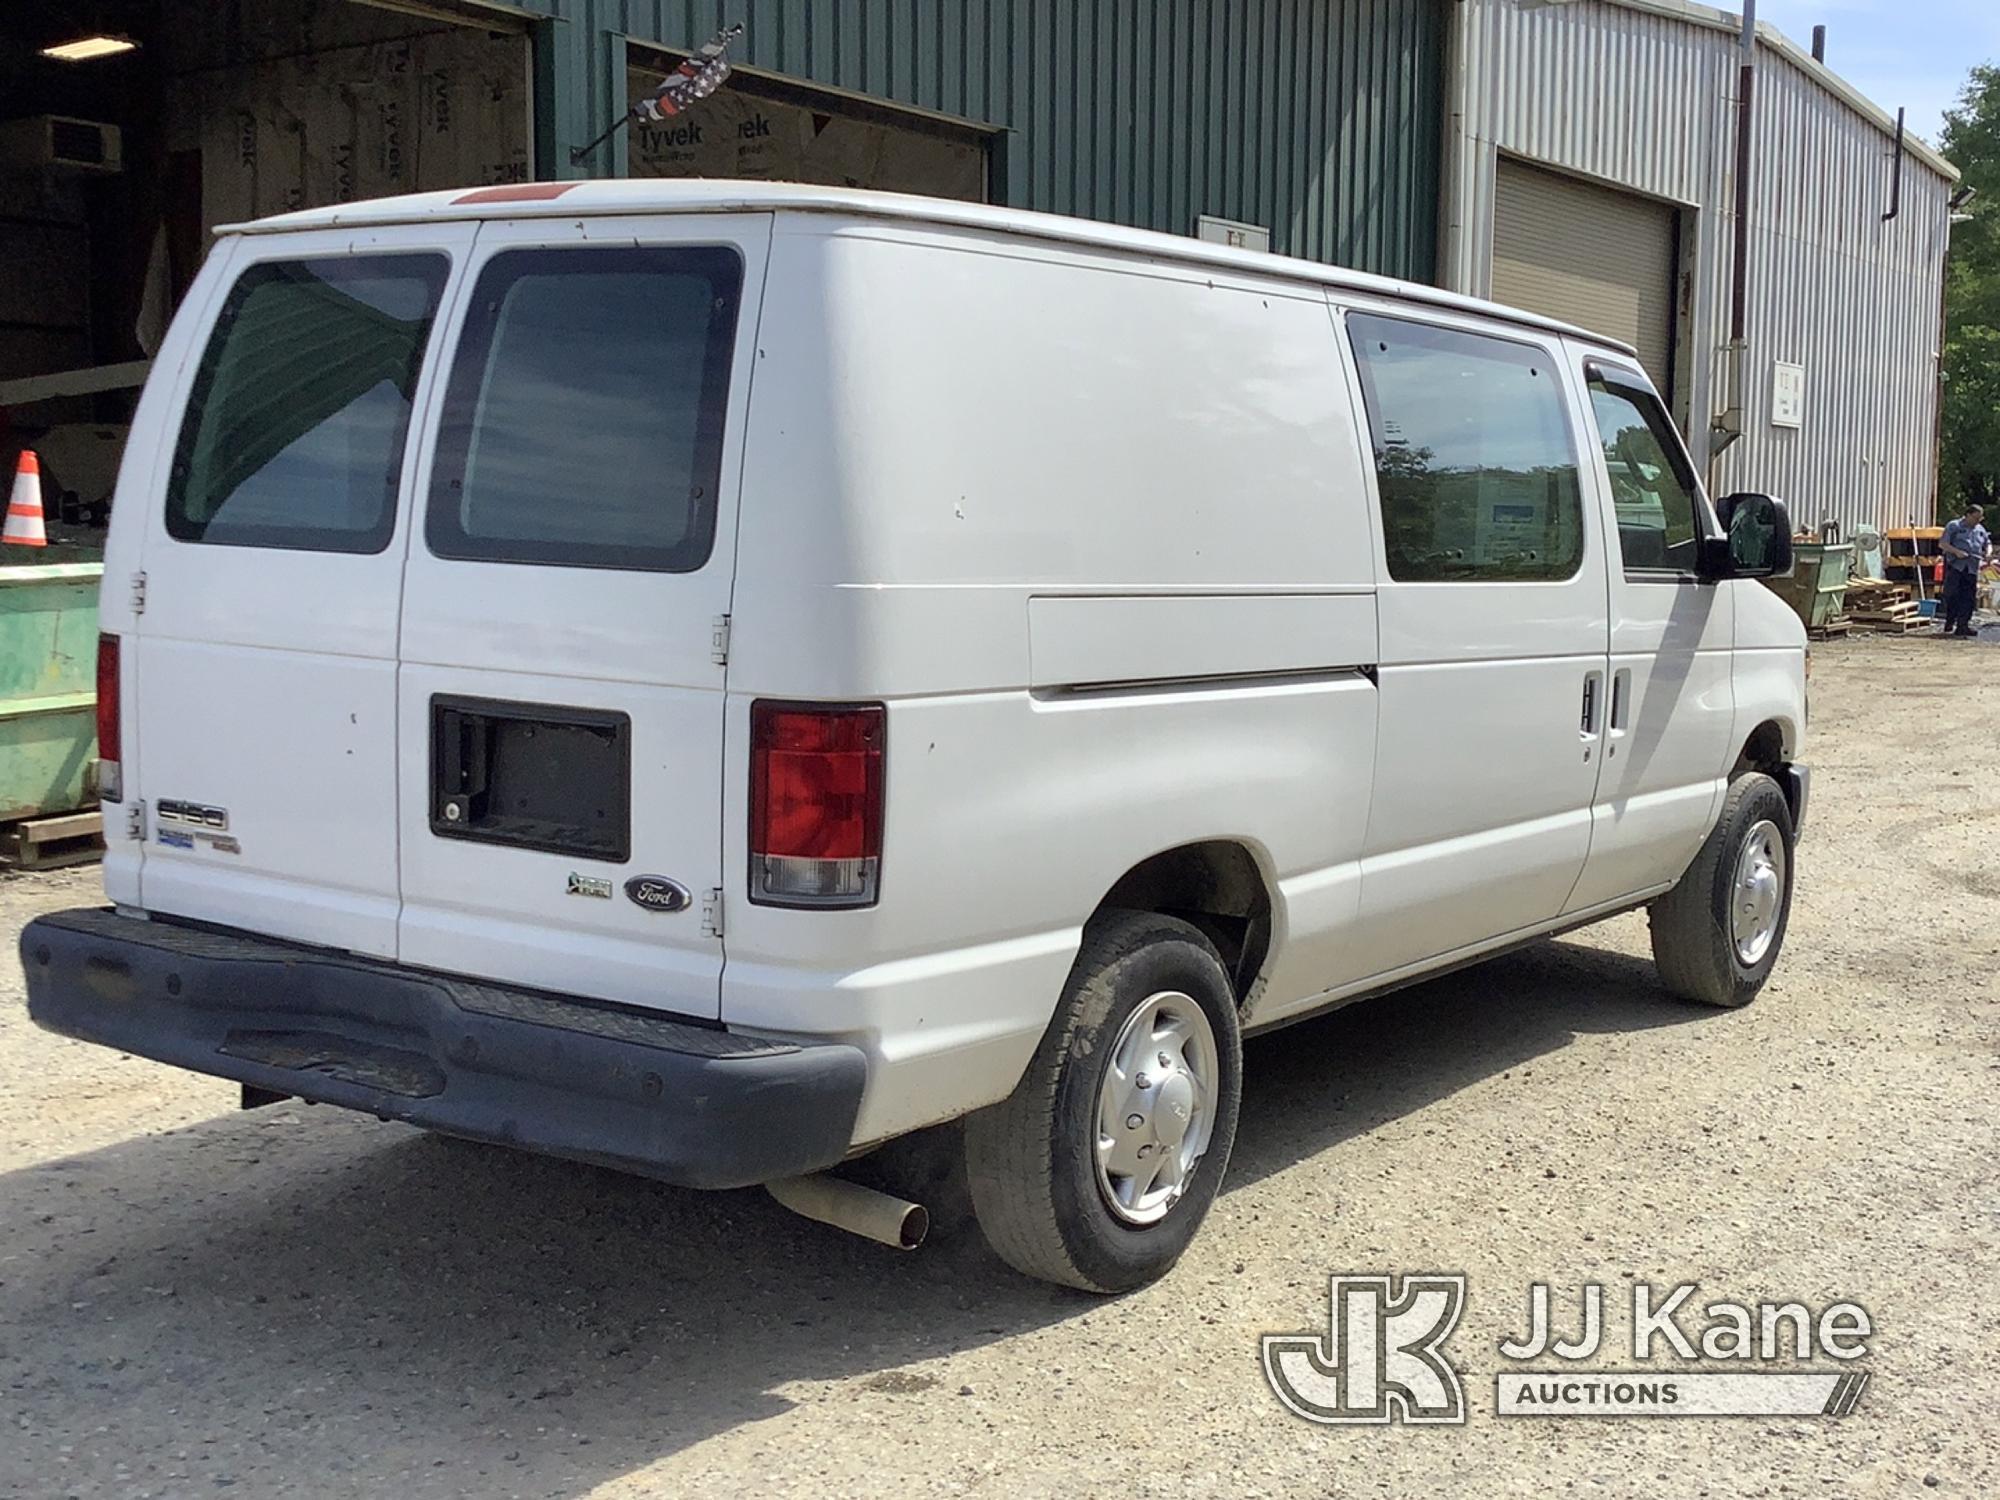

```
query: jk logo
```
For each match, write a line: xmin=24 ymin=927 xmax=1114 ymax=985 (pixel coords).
xmin=1262 ymin=1274 xmax=1468 ymax=1425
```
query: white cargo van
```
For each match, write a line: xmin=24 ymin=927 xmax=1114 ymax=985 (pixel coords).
xmin=22 ymin=181 xmax=1806 ymax=1292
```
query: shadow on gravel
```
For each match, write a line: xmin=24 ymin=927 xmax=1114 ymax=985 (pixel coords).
xmin=1232 ymin=936 xmax=1708 ymax=1188
xmin=0 ymin=934 xmax=1709 ymax=1496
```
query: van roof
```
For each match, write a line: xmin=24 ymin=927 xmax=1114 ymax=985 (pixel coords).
xmin=223 ymin=178 xmax=1637 ymax=356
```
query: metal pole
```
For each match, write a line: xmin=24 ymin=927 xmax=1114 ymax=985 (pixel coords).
xmin=1710 ymin=0 xmax=1759 ymax=478
xmin=570 ymin=111 xmax=629 ymax=166
xmin=1730 ymin=0 xmax=1756 ymax=343
xmin=1883 ymin=107 xmax=1906 ymax=222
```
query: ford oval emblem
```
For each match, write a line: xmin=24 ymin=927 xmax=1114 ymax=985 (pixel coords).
xmin=624 ymin=875 xmax=692 ymax=914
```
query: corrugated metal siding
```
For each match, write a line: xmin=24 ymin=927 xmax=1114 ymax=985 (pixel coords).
xmin=511 ymin=0 xmax=1445 ymax=282
xmin=1442 ymin=0 xmax=1952 ymax=535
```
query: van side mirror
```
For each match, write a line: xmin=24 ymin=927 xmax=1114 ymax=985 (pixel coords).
xmin=1700 ymin=493 xmax=1794 ymax=581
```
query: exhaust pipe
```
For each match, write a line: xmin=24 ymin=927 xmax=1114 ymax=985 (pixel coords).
xmin=765 ymin=1173 xmax=928 ymax=1250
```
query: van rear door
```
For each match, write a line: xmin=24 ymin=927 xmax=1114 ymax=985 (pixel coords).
xmin=133 ymin=226 xmax=473 ymax=957
xmin=394 ymin=214 xmax=769 ymax=1019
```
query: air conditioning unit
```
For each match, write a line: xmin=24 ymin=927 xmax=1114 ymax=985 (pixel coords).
xmin=0 ymin=115 xmax=124 ymax=175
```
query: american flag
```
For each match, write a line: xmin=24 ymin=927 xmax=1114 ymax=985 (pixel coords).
xmin=634 ymin=24 xmax=743 ymax=123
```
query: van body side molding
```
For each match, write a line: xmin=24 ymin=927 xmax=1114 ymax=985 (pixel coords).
xmin=1027 ymin=593 xmax=1378 ymax=692
xmin=1035 ymin=663 xmax=1377 ymax=699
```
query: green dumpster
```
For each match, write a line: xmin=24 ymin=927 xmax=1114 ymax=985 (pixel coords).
xmin=1763 ymin=540 xmax=1852 ymax=633
xmin=0 ymin=560 xmax=103 ymax=822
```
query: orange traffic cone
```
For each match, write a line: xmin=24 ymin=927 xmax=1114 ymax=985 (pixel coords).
xmin=3 ymin=450 xmax=47 ymax=547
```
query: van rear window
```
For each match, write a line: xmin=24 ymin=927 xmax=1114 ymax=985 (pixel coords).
xmin=425 ymin=245 xmax=742 ymax=573
xmin=166 ymin=255 xmax=447 ymax=552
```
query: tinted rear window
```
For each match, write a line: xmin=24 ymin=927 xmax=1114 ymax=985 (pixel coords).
xmin=166 ymin=255 xmax=447 ymax=552
xmin=426 ymin=245 xmax=743 ymax=573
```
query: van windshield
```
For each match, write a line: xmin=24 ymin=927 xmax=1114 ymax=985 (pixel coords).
xmin=166 ymin=254 xmax=447 ymax=553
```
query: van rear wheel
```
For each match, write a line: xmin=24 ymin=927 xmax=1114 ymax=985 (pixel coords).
xmin=1649 ymin=772 xmax=1796 ymax=1008
xmin=963 ymin=910 xmax=1242 ymax=1293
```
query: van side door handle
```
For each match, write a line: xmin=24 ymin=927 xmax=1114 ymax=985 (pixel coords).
xmin=1580 ymin=670 xmax=1605 ymax=760
xmin=1606 ymin=668 xmax=1632 ymax=758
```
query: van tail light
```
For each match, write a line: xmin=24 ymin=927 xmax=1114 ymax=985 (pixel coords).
xmin=749 ymin=701 xmax=884 ymax=907
xmin=95 ymin=633 xmax=122 ymax=803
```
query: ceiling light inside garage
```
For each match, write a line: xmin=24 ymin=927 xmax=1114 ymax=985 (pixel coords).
xmin=40 ymin=35 xmax=139 ymax=62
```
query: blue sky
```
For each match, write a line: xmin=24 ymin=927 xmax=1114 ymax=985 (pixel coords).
xmin=1752 ymin=0 xmax=1995 ymax=146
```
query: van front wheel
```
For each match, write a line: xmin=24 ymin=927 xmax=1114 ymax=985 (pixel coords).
xmin=1649 ymin=772 xmax=1796 ymax=1008
xmin=964 ymin=911 xmax=1243 ymax=1293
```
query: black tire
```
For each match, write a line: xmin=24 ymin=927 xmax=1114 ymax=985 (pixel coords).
xmin=963 ymin=910 xmax=1243 ymax=1293
xmin=1649 ymin=771 xmax=1796 ymax=1008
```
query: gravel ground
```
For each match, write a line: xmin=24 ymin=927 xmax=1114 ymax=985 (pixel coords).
xmin=1 ymin=635 xmax=1995 ymax=1499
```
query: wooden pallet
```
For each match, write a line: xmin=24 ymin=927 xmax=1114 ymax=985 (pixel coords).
xmin=1844 ymin=583 xmax=1910 ymax=613
xmin=1807 ymin=619 xmax=1850 ymax=640
xmin=1 ymin=809 xmax=104 ymax=870
xmin=1849 ymin=609 xmax=1933 ymax=634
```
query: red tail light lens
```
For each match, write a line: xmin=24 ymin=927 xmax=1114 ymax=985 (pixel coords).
xmin=749 ymin=701 xmax=884 ymax=907
xmin=95 ymin=633 xmax=122 ymax=803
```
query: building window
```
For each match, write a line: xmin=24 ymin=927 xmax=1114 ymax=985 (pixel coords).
xmin=1348 ymin=313 xmax=1585 ymax=583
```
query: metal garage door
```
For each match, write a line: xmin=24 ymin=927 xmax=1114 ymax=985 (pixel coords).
xmin=1492 ymin=157 xmax=1678 ymax=399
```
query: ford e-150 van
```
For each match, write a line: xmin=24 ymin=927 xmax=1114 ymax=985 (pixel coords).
xmin=21 ymin=181 xmax=1806 ymax=1292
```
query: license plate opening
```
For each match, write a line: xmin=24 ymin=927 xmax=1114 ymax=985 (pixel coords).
xmin=430 ymin=696 xmax=630 ymax=862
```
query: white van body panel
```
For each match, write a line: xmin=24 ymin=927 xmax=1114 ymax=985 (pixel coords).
xmin=1731 ymin=579 xmax=1811 ymax=757
xmin=1563 ymin=339 xmax=1741 ymax=914
xmin=720 ymin=217 xmax=1382 ymax=1140
xmin=97 ymin=182 xmax=1807 ymax=1158
xmin=93 ymin=223 xmax=236 ymax=912
xmin=129 ymin=224 xmax=479 ymax=955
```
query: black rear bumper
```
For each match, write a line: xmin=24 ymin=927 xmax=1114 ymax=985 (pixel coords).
xmin=20 ymin=908 xmax=865 ymax=1190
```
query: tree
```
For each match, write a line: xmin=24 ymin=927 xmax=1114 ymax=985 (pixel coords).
xmin=1940 ymin=65 xmax=2000 ymax=514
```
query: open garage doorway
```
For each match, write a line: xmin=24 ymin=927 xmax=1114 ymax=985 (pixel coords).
xmin=0 ymin=1 xmax=530 ymax=551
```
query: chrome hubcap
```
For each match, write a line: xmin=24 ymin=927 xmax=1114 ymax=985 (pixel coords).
xmin=1730 ymin=819 xmax=1787 ymax=966
xmin=1094 ymin=991 xmax=1219 ymax=1226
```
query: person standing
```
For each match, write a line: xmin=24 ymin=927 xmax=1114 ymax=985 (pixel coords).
xmin=1940 ymin=503 xmax=1991 ymax=639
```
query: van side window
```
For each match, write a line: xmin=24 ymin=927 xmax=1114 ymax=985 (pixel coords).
xmin=426 ymin=245 xmax=742 ymax=573
xmin=1347 ymin=313 xmax=1585 ymax=583
xmin=1586 ymin=374 xmax=1703 ymax=576
xmin=166 ymin=255 xmax=447 ymax=553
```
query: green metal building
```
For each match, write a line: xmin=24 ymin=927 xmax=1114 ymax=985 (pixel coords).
xmin=3 ymin=1 xmax=1449 ymax=396
xmin=523 ymin=0 xmax=1445 ymax=282
xmin=0 ymin=0 xmax=1444 ymax=826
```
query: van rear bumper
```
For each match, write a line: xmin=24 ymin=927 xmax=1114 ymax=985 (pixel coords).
xmin=19 ymin=907 xmax=866 ymax=1190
